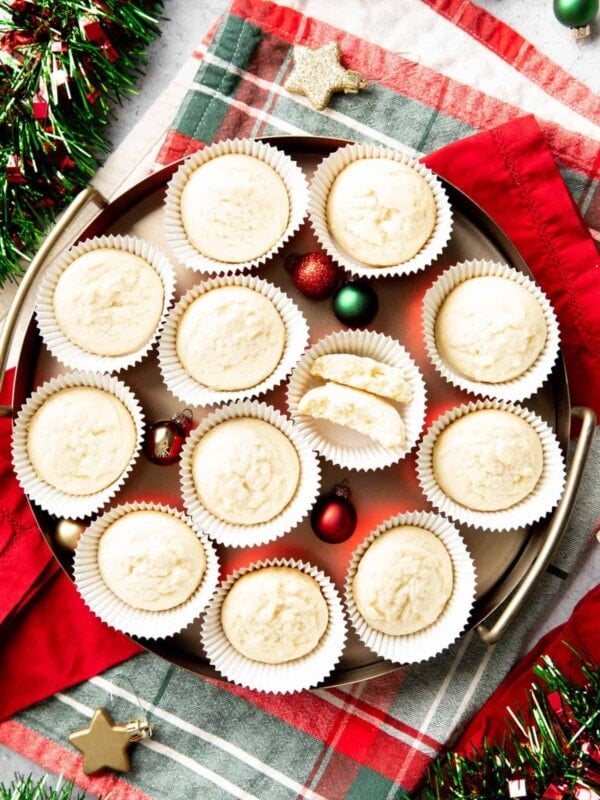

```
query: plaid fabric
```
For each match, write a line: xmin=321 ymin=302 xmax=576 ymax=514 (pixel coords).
xmin=156 ymin=0 xmax=600 ymax=234
xmin=2 ymin=1 xmax=599 ymax=797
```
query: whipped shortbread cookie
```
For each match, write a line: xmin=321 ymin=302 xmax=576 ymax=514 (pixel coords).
xmin=298 ymin=382 xmax=406 ymax=448
xmin=435 ymin=275 xmax=547 ymax=383
xmin=352 ymin=525 xmax=454 ymax=635
xmin=326 ymin=159 xmax=436 ymax=266
xmin=26 ymin=386 xmax=136 ymax=495
xmin=176 ymin=285 xmax=285 ymax=391
xmin=432 ymin=408 xmax=544 ymax=511
xmin=97 ymin=509 xmax=206 ymax=611
xmin=52 ymin=249 xmax=164 ymax=357
xmin=180 ymin=153 xmax=290 ymax=263
xmin=192 ymin=417 xmax=300 ymax=524
xmin=221 ymin=566 xmax=329 ymax=664
xmin=310 ymin=353 xmax=413 ymax=402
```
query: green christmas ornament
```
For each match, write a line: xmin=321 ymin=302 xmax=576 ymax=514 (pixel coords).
xmin=332 ymin=280 xmax=379 ymax=328
xmin=553 ymin=0 xmax=598 ymax=38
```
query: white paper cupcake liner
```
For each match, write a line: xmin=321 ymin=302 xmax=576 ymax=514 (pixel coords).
xmin=344 ymin=510 xmax=476 ymax=664
xmin=73 ymin=502 xmax=220 ymax=640
xmin=416 ymin=399 xmax=566 ymax=532
xmin=35 ymin=235 xmax=176 ymax=374
xmin=286 ymin=330 xmax=427 ymax=471
xmin=179 ymin=400 xmax=321 ymax=547
xmin=158 ymin=274 xmax=309 ymax=406
xmin=308 ymin=142 xmax=453 ymax=279
xmin=422 ymin=260 xmax=560 ymax=402
xmin=12 ymin=371 xmax=145 ymax=519
xmin=164 ymin=138 xmax=309 ymax=275
xmin=201 ymin=558 xmax=347 ymax=693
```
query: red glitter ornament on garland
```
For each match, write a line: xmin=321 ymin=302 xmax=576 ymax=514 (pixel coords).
xmin=144 ymin=409 xmax=193 ymax=466
xmin=285 ymin=251 xmax=341 ymax=300
xmin=311 ymin=483 xmax=357 ymax=543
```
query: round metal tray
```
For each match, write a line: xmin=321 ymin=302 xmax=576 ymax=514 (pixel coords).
xmin=2 ymin=136 xmax=595 ymax=687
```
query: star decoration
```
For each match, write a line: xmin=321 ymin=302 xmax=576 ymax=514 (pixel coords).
xmin=68 ymin=707 xmax=137 ymax=775
xmin=284 ymin=42 xmax=369 ymax=110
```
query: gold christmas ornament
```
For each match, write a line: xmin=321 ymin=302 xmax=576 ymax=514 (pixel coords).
xmin=68 ymin=707 xmax=153 ymax=775
xmin=284 ymin=42 xmax=369 ymax=110
xmin=54 ymin=518 xmax=86 ymax=551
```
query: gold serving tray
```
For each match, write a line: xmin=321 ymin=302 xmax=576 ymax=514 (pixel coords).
xmin=1 ymin=136 xmax=595 ymax=686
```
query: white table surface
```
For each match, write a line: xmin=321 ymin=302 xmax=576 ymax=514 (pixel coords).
xmin=1 ymin=0 xmax=599 ymax=789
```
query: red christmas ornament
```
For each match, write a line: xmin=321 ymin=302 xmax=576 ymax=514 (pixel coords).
xmin=9 ymin=0 xmax=31 ymax=11
xmin=541 ymin=780 xmax=570 ymax=800
xmin=31 ymin=81 xmax=49 ymax=121
xmin=32 ymin=92 xmax=49 ymax=120
xmin=101 ymin=40 xmax=120 ymax=63
xmin=311 ymin=483 xmax=357 ymax=543
xmin=51 ymin=39 xmax=67 ymax=54
xmin=59 ymin=155 xmax=76 ymax=171
xmin=6 ymin=154 xmax=25 ymax=185
xmin=80 ymin=17 xmax=105 ymax=42
xmin=3 ymin=30 xmax=33 ymax=50
xmin=78 ymin=16 xmax=118 ymax=61
xmin=285 ymin=251 xmax=340 ymax=300
xmin=86 ymin=88 xmax=101 ymax=105
xmin=144 ymin=409 xmax=193 ymax=466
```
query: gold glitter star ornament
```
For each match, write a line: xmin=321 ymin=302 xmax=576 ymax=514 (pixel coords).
xmin=284 ymin=42 xmax=369 ymax=110
xmin=68 ymin=707 xmax=153 ymax=775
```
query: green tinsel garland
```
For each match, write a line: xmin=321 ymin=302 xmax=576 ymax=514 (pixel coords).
xmin=422 ymin=653 xmax=600 ymax=799
xmin=0 ymin=773 xmax=85 ymax=800
xmin=0 ymin=0 xmax=164 ymax=285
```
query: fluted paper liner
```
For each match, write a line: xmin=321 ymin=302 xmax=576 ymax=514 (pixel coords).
xmin=422 ymin=260 xmax=560 ymax=402
xmin=201 ymin=558 xmax=347 ymax=693
xmin=35 ymin=235 xmax=176 ymax=374
xmin=12 ymin=371 xmax=145 ymax=519
xmin=286 ymin=329 xmax=427 ymax=471
xmin=73 ymin=502 xmax=220 ymax=640
xmin=179 ymin=401 xmax=321 ymax=547
xmin=164 ymin=138 xmax=309 ymax=275
xmin=344 ymin=511 xmax=476 ymax=664
xmin=158 ymin=274 xmax=309 ymax=406
xmin=416 ymin=399 xmax=566 ymax=532
xmin=308 ymin=142 xmax=453 ymax=279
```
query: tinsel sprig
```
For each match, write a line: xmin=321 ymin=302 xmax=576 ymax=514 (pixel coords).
xmin=422 ymin=651 xmax=600 ymax=799
xmin=0 ymin=773 xmax=85 ymax=800
xmin=0 ymin=0 xmax=164 ymax=284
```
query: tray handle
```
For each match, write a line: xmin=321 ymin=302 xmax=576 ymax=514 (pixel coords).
xmin=477 ymin=405 xmax=596 ymax=645
xmin=0 ymin=186 xmax=107 ymax=418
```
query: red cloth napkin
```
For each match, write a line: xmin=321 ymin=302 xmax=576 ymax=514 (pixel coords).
xmin=0 ymin=386 xmax=55 ymax=629
xmin=454 ymin=581 xmax=600 ymax=755
xmin=0 ymin=369 xmax=142 ymax=722
xmin=0 ymin=113 xmax=598 ymax=723
xmin=424 ymin=114 xmax=600 ymax=420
